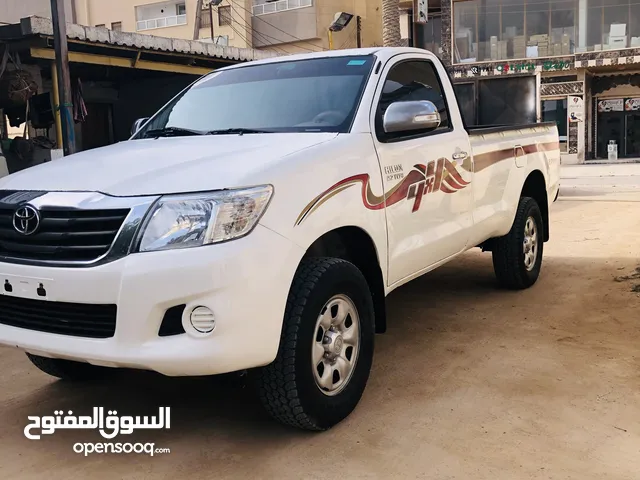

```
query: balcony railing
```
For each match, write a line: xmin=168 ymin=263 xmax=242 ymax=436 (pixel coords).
xmin=252 ymin=0 xmax=312 ymax=16
xmin=136 ymin=14 xmax=187 ymax=31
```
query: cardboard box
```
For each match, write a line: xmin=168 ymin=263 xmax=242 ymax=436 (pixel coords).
xmin=610 ymin=23 xmax=627 ymax=37
xmin=526 ymin=45 xmax=539 ymax=57
xmin=609 ymin=36 xmax=628 ymax=48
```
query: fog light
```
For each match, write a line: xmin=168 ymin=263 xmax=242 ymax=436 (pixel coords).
xmin=189 ymin=306 xmax=216 ymax=333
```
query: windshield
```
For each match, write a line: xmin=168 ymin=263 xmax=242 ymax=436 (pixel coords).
xmin=134 ymin=55 xmax=376 ymax=138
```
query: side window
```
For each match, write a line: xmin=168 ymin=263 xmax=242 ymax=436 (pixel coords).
xmin=375 ymin=60 xmax=451 ymax=142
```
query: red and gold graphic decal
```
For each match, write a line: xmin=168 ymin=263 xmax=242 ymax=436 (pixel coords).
xmin=295 ymin=157 xmax=470 ymax=226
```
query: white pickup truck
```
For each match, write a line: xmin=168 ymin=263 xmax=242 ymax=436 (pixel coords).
xmin=0 ymin=48 xmax=559 ymax=431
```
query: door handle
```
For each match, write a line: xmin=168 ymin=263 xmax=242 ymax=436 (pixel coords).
xmin=514 ymin=145 xmax=526 ymax=168
xmin=452 ymin=150 xmax=468 ymax=161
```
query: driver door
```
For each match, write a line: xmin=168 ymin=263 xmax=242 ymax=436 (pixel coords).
xmin=372 ymin=57 xmax=474 ymax=286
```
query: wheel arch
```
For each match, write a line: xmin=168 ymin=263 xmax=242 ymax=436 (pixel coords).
xmin=303 ymin=226 xmax=387 ymax=334
xmin=521 ymin=169 xmax=549 ymax=242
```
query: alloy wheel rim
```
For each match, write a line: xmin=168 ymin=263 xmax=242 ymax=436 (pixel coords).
xmin=311 ymin=294 xmax=360 ymax=396
xmin=523 ymin=216 xmax=538 ymax=272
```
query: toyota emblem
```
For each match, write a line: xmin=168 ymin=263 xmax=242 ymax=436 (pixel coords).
xmin=13 ymin=205 xmax=41 ymax=236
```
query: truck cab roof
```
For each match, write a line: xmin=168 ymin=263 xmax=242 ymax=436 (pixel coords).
xmin=217 ymin=47 xmax=441 ymax=72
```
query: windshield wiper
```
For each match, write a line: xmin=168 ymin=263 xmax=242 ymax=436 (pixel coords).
xmin=206 ymin=128 xmax=274 ymax=136
xmin=143 ymin=127 xmax=207 ymax=138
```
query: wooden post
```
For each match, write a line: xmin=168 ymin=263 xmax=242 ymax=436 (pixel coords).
xmin=49 ymin=0 xmax=76 ymax=155
xmin=356 ymin=16 xmax=362 ymax=48
xmin=50 ymin=63 xmax=63 ymax=149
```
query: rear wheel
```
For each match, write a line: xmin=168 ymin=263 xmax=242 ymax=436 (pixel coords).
xmin=26 ymin=353 xmax=111 ymax=381
xmin=492 ymin=196 xmax=544 ymax=289
xmin=256 ymin=257 xmax=375 ymax=431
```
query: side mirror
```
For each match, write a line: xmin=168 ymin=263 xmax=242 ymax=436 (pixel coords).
xmin=383 ymin=100 xmax=441 ymax=134
xmin=131 ymin=117 xmax=150 ymax=136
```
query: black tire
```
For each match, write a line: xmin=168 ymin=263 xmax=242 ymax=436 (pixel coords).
xmin=492 ymin=196 xmax=544 ymax=290
xmin=256 ymin=257 xmax=375 ymax=431
xmin=26 ymin=353 xmax=111 ymax=381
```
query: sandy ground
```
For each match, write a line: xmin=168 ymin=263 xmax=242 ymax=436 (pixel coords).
xmin=1 ymin=195 xmax=640 ymax=479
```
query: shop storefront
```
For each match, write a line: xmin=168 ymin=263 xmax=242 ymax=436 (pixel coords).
xmin=416 ymin=0 xmax=640 ymax=163
xmin=593 ymin=88 xmax=640 ymax=159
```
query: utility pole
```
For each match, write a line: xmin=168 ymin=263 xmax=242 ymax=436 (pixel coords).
xmin=209 ymin=3 xmax=214 ymax=41
xmin=49 ymin=0 xmax=76 ymax=155
xmin=193 ymin=0 xmax=204 ymax=40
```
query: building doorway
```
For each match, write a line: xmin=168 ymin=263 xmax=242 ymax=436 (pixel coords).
xmin=542 ymin=98 xmax=568 ymax=153
xmin=625 ymin=113 xmax=640 ymax=157
xmin=596 ymin=98 xmax=640 ymax=159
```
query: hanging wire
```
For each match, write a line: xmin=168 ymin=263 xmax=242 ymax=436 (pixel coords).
xmin=231 ymin=1 xmax=327 ymax=51
xmin=230 ymin=4 xmax=319 ymax=53
xmin=226 ymin=5 xmax=291 ymax=55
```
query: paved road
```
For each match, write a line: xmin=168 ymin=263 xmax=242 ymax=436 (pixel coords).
xmin=560 ymin=164 xmax=640 ymax=201
xmin=1 ymin=196 xmax=640 ymax=479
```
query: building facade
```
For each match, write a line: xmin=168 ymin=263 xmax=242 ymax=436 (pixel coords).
xmin=0 ymin=1 xmax=382 ymax=53
xmin=404 ymin=0 xmax=640 ymax=163
xmin=0 ymin=0 xmax=74 ymax=25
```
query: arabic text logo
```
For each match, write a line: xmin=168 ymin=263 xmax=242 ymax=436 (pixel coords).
xmin=24 ymin=406 xmax=170 ymax=440
xmin=13 ymin=204 xmax=40 ymax=235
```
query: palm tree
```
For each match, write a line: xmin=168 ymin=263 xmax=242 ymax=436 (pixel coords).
xmin=382 ymin=0 xmax=401 ymax=47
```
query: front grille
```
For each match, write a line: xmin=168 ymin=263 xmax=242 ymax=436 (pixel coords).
xmin=0 ymin=295 xmax=117 ymax=338
xmin=0 ymin=206 xmax=130 ymax=262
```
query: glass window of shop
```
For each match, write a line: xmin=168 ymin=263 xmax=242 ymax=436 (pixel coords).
xmin=453 ymin=0 xmax=577 ymax=62
xmin=478 ymin=76 xmax=537 ymax=124
xmin=583 ymin=0 xmax=640 ymax=52
xmin=415 ymin=15 xmax=443 ymax=58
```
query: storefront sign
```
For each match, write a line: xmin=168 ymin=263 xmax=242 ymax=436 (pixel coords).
xmin=598 ymin=99 xmax=624 ymax=112
xmin=496 ymin=60 xmax=571 ymax=74
xmin=568 ymin=96 xmax=584 ymax=123
xmin=625 ymin=98 xmax=640 ymax=111
xmin=542 ymin=61 xmax=571 ymax=71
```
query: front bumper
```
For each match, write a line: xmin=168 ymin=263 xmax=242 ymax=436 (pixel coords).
xmin=0 ymin=225 xmax=304 ymax=376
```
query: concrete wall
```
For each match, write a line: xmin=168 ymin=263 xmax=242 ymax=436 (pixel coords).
xmin=252 ymin=5 xmax=317 ymax=47
xmin=255 ymin=0 xmax=383 ymax=53
xmin=0 ymin=0 xmax=74 ymax=24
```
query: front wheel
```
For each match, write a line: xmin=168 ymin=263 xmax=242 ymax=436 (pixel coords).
xmin=256 ymin=257 xmax=375 ymax=431
xmin=492 ymin=196 xmax=544 ymax=289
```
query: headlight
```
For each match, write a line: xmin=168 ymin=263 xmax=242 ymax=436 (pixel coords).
xmin=136 ymin=185 xmax=273 ymax=252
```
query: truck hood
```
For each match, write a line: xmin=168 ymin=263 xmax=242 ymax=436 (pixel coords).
xmin=0 ymin=133 xmax=338 ymax=196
